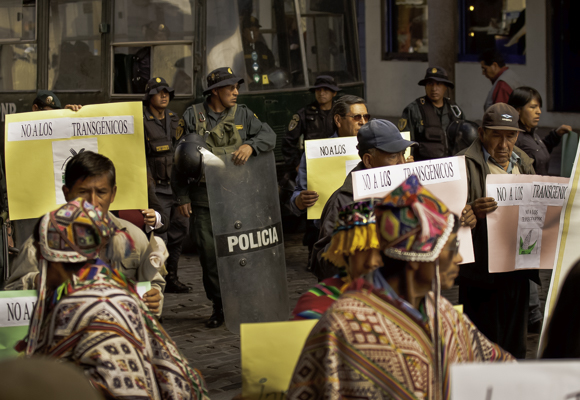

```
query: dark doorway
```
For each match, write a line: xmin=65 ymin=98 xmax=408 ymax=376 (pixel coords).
xmin=550 ymin=0 xmax=580 ymax=112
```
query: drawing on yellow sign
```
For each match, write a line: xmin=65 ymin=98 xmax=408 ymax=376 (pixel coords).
xmin=4 ymin=102 xmax=147 ymax=220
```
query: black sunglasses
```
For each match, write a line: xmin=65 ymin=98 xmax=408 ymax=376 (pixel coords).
xmin=343 ymin=113 xmax=371 ymax=122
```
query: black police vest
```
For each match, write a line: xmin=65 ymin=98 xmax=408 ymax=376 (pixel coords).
xmin=303 ymin=104 xmax=331 ymax=140
xmin=144 ymin=109 xmax=178 ymax=186
xmin=415 ymin=97 xmax=461 ymax=160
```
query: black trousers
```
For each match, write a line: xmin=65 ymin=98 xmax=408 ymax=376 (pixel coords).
xmin=156 ymin=192 xmax=189 ymax=278
xmin=459 ymin=276 xmax=530 ymax=359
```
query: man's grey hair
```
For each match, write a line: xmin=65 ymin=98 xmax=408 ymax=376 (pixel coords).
xmin=331 ymin=94 xmax=367 ymax=132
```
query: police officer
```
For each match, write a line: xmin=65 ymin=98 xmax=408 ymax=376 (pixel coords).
xmin=173 ymin=67 xmax=276 ymax=328
xmin=241 ymin=15 xmax=275 ymax=89
xmin=32 ymin=90 xmax=82 ymax=111
xmin=282 ymin=75 xmax=340 ymax=173
xmin=399 ymin=67 xmax=464 ymax=161
xmin=143 ymin=77 xmax=190 ymax=293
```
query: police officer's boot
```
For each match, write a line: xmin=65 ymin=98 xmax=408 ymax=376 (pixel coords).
xmin=205 ymin=301 xmax=224 ymax=329
xmin=164 ymin=268 xmax=192 ymax=294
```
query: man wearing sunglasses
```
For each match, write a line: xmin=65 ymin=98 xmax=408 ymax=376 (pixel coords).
xmin=289 ymin=95 xmax=369 ymax=267
xmin=399 ymin=67 xmax=465 ymax=161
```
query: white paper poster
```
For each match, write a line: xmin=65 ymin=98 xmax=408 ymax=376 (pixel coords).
xmin=451 ymin=361 xmax=580 ymax=400
xmin=486 ymin=175 xmax=569 ymax=273
xmin=52 ymin=138 xmax=99 ymax=204
xmin=351 ymin=156 xmax=474 ymax=264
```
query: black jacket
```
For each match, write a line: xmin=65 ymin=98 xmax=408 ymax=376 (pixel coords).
xmin=309 ymin=162 xmax=365 ymax=280
xmin=514 ymin=124 xmax=561 ymax=176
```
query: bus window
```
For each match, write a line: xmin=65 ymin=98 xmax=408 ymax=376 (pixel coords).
xmin=0 ymin=1 xmax=37 ymax=91
xmin=48 ymin=0 xmax=102 ymax=91
xmin=112 ymin=0 xmax=194 ymax=95
xmin=113 ymin=0 xmax=194 ymax=42
xmin=233 ymin=0 xmax=305 ymax=91
xmin=113 ymin=43 xmax=193 ymax=95
xmin=206 ymin=0 xmax=305 ymax=92
xmin=300 ymin=0 xmax=357 ymax=85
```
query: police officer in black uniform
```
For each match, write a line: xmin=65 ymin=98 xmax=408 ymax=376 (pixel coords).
xmin=399 ymin=67 xmax=465 ymax=161
xmin=241 ymin=16 xmax=276 ymax=89
xmin=172 ymin=67 xmax=276 ymax=328
xmin=142 ymin=77 xmax=190 ymax=293
xmin=282 ymin=75 xmax=340 ymax=174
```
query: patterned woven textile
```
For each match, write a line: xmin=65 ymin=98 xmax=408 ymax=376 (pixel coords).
xmin=287 ymin=280 xmax=514 ymax=400
xmin=376 ymin=175 xmax=454 ymax=263
xmin=291 ymin=272 xmax=350 ymax=320
xmin=30 ymin=264 xmax=209 ymax=400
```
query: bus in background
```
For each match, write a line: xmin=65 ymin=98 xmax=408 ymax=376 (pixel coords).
xmin=0 ymin=0 xmax=363 ymax=167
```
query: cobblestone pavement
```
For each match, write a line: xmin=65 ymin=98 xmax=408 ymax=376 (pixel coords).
xmin=163 ymin=232 xmax=552 ymax=399
xmin=162 ymin=232 xmax=316 ymax=400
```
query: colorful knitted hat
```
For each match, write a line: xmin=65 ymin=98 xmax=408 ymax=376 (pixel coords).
xmin=38 ymin=198 xmax=133 ymax=263
xmin=322 ymin=200 xmax=380 ymax=268
xmin=375 ymin=175 xmax=456 ymax=262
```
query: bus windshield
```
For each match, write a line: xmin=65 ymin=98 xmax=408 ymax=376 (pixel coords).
xmin=205 ymin=0 xmax=359 ymax=93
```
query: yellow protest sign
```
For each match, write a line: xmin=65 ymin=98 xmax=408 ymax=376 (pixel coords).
xmin=241 ymin=320 xmax=317 ymax=400
xmin=5 ymin=102 xmax=147 ymax=220
xmin=305 ymin=136 xmax=360 ymax=219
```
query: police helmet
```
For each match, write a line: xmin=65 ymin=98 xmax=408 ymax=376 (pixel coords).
xmin=447 ymin=120 xmax=479 ymax=155
xmin=267 ymin=69 xmax=291 ymax=89
xmin=174 ymin=134 xmax=207 ymax=182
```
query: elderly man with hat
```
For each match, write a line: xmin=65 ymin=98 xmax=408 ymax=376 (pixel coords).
xmin=310 ymin=119 xmax=417 ymax=280
xmin=456 ymin=103 xmax=537 ymax=359
xmin=399 ymin=66 xmax=465 ymax=161
xmin=282 ymin=75 xmax=341 ymax=174
xmin=142 ymin=76 xmax=190 ymax=293
xmin=172 ymin=67 xmax=276 ymax=328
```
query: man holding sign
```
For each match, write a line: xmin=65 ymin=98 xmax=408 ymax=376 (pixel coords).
xmin=310 ymin=119 xmax=417 ymax=280
xmin=5 ymin=152 xmax=166 ymax=316
xmin=290 ymin=95 xmax=368 ymax=266
xmin=457 ymin=103 xmax=537 ymax=358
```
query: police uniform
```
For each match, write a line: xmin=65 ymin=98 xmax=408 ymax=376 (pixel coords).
xmin=242 ymin=16 xmax=275 ymax=88
xmin=399 ymin=67 xmax=465 ymax=161
xmin=172 ymin=67 xmax=276 ymax=326
xmin=142 ymin=77 xmax=190 ymax=293
xmin=282 ymin=76 xmax=340 ymax=171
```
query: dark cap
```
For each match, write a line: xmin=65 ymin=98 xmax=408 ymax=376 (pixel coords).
xmin=204 ymin=67 xmax=244 ymax=95
xmin=309 ymin=75 xmax=341 ymax=92
xmin=418 ymin=66 xmax=454 ymax=89
xmin=482 ymin=103 xmax=524 ymax=132
xmin=357 ymin=119 xmax=418 ymax=153
xmin=143 ymin=77 xmax=175 ymax=102
xmin=241 ymin=15 xmax=261 ymax=31
xmin=34 ymin=90 xmax=62 ymax=109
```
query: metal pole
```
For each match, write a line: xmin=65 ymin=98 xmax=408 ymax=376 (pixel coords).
xmin=293 ymin=0 xmax=310 ymax=87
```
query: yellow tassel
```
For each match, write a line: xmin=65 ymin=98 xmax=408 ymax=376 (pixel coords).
xmin=322 ymin=225 xmax=380 ymax=268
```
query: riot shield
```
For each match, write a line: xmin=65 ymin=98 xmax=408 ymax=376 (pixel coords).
xmin=203 ymin=149 xmax=289 ymax=334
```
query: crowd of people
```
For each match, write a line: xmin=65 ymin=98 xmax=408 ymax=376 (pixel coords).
xmin=0 ymin=45 xmax=578 ymax=399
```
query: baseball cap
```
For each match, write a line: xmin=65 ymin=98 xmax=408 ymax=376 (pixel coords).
xmin=357 ymin=119 xmax=417 ymax=153
xmin=482 ymin=103 xmax=524 ymax=132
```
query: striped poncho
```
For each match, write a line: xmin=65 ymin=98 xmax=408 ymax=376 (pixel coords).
xmin=288 ymin=279 xmax=514 ymax=400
